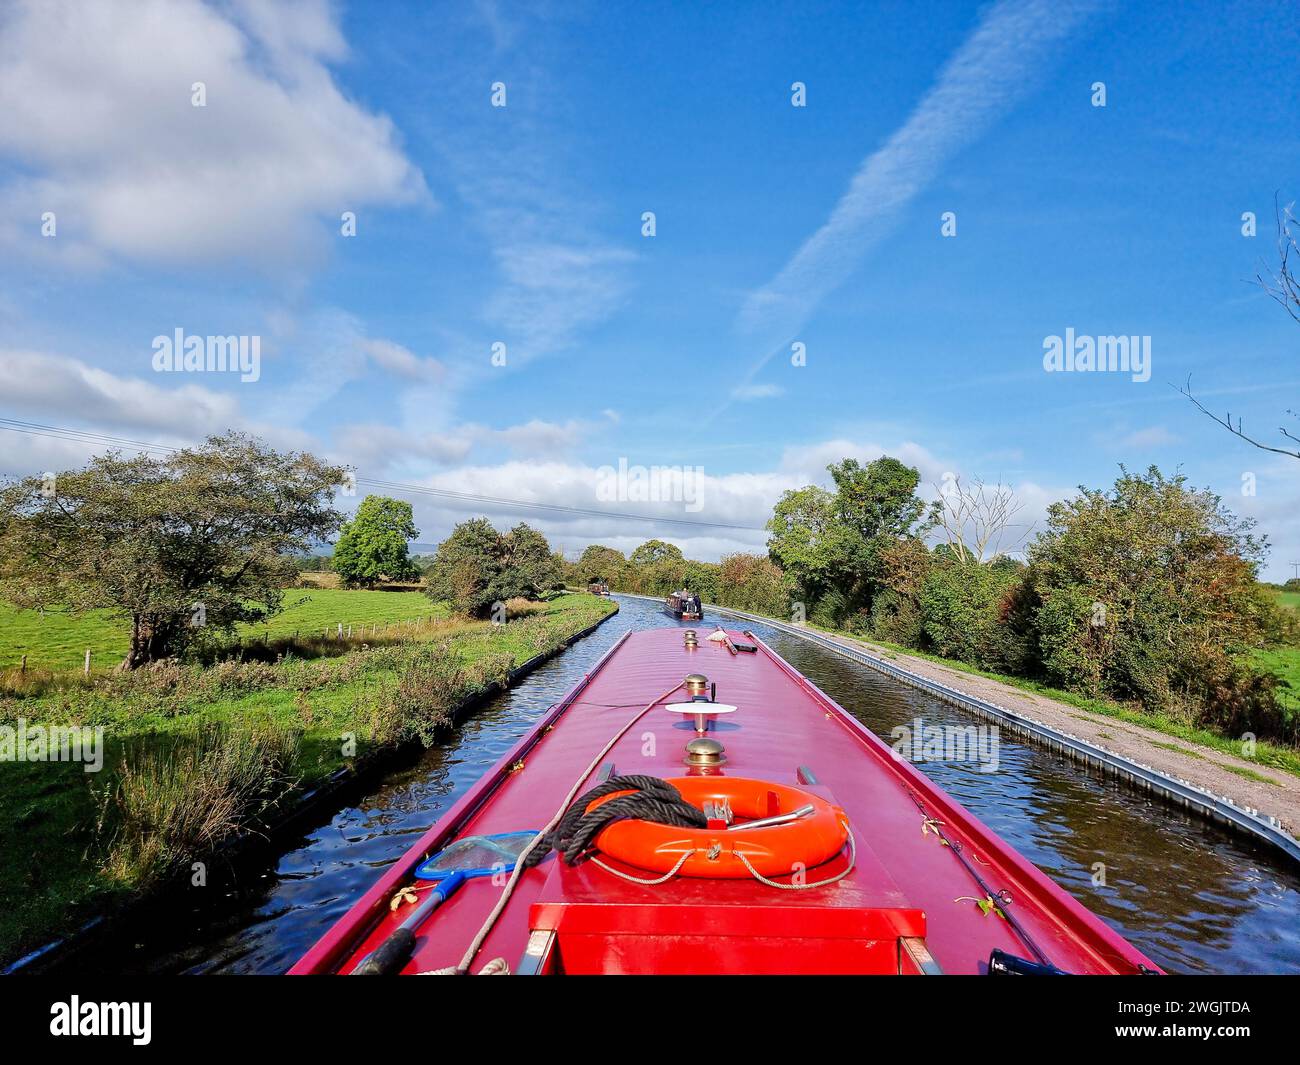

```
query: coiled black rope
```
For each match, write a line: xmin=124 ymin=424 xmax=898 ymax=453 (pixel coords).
xmin=523 ymin=774 xmax=707 ymax=868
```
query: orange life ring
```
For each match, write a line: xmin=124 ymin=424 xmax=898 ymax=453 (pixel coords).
xmin=589 ymin=777 xmax=849 ymax=879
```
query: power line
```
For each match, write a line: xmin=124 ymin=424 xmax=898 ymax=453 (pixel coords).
xmin=0 ymin=417 xmax=767 ymax=533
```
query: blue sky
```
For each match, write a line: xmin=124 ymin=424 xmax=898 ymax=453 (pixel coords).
xmin=1 ymin=0 xmax=1298 ymax=576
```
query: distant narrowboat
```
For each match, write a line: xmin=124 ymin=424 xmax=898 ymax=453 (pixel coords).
xmin=587 ymin=581 xmax=610 ymax=596
xmin=664 ymin=590 xmax=703 ymax=620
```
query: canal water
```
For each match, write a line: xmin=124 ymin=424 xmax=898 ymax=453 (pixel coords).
xmin=77 ymin=595 xmax=1300 ymax=975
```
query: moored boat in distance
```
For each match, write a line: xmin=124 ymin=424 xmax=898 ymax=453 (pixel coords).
xmin=664 ymin=589 xmax=703 ymax=620
xmin=587 ymin=580 xmax=610 ymax=596
xmin=290 ymin=627 xmax=1160 ymax=975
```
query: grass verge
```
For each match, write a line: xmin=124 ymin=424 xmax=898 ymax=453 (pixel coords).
xmin=841 ymin=631 xmax=1300 ymax=780
xmin=0 ymin=593 xmax=615 ymax=966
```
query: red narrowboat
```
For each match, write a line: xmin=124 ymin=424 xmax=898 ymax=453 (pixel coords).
xmin=664 ymin=590 xmax=703 ymax=621
xmin=587 ymin=581 xmax=610 ymax=596
xmin=290 ymin=627 xmax=1160 ymax=976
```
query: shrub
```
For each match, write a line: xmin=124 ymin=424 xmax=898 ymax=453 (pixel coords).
xmin=390 ymin=642 xmax=469 ymax=746
xmin=920 ymin=559 xmax=1019 ymax=669
xmin=869 ymin=588 xmax=924 ymax=647
xmin=1028 ymin=467 xmax=1269 ymax=719
xmin=716 ymin=554 xmax=791 ymax=618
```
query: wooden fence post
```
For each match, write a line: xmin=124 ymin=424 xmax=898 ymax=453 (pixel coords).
xmin=84 ymin=649 xmax=91 ymax=675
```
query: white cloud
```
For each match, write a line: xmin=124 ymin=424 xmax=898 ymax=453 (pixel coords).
xmin=0 ymin=348 xmax=240 ymax=435
xmin=0 ymin=347 xmax=318 ymax=476
xmin=777 ymin=437 xmax=950 ymax=487
xmin=1116 ymin=425 xmax=1180 ymax=449
xmin=359 ymin=339 xmax=444 ymax=383
xmin=487 ymin=418 xmax=591 ymax=456
xmin=484 ymin=242 xmax=634 ymax=362
xmin=332 ymin=424 xmax=473 ymax=471
xmin=330 ymin=415 xmax=605 ymax=474
xmin=0 ymin=0 xmax=426 ymax=268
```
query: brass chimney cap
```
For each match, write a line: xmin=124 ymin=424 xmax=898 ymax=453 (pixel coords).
xmin=684 ymin=673 xmax=709 ymax=691
xmin=684 ymin=737 xmax=726 ymax=767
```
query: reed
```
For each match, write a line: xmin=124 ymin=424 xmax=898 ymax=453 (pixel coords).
xmin=95 ymin=722 xmax=301 ymax=888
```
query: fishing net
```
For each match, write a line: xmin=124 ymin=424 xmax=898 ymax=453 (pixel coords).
xmin=415 ymin=832 xmax=539 ymax=878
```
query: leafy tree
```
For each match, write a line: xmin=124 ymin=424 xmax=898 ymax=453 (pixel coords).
xmin=577 ymin=544 xmax=628 ymax=587
xmin=0 ymin=433 xmax=345 ymax=668
xmin=768 ymin=457 xmax=935 ymax=623
xmin=331 ymin=495 xmax=420 ymax=587
xmin=684 ymin=560 xmax=721 ymax=603
xmin=423 ymin=519 xmax=560 ymax=617
xmin=867 ymin=537 xmax=932 ymax=646
xmin=716 ymin=553 xmax=790 ymax=617
xmin=765 ymin=485 xmax=858 ymax=599
xmin=629 ymin=539 xmax=684 ymax=568
xmin=627 ymin=539 xmax=687 ymax=596
xmin=920 ymin=558 xmax=1025 ymax=670
xmin=424 ymin=518 xmax=504 ymax=617
xmin=502 ymin=522 xmax=562 ymax=594
xmin=828 ymin=457 xmax=936 ymax=542
xmin=1027 ymin=467 xmax=1274 ymax=724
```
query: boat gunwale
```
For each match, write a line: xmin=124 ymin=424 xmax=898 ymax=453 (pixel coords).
xmin=744 ymin=628 xmax=1157 ymax=973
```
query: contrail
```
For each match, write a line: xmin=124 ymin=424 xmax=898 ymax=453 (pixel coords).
xmin=733 ymin=0 xmax=1103 ymax=389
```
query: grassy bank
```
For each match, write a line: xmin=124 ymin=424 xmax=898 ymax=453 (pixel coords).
xmin=0 ymin=587 xmax=445 ymax=673
xmin=0 ymin=592 xmax=615 ymax=966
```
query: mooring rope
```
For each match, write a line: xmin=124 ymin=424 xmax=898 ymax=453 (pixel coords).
xmin=734 ymin=821 xmax=857 ymax=890
xmin=526 ymin=774 xmax=707 ymax=868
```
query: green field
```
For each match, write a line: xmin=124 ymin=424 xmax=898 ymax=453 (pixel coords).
xmin=1256 ymin=589 xmax=1300 ymax=718
xmin=1273 ymin=589 xmax=1300 ymax=614
xmin=0 ymin=588 xmax=445 ymax=672
xmin=0 ymin=592 xmax=616 ymax=965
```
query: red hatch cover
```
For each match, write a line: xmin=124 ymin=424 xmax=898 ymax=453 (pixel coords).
xmin=526 ymin=808 xmax=925 ymax=975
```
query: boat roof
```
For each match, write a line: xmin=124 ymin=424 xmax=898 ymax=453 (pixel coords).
xmin=292 ymin=627 xmax=1157 ymax=975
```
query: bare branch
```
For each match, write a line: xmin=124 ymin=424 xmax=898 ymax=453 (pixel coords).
xmin=1179 ymin=375 xmax=1300 ymax=459
xmin=932 ymin=475 xmax=1032 ymax=564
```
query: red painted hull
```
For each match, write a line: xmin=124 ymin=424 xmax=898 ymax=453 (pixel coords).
xmin=291 ymin=628 xmax=1160 ymax=975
